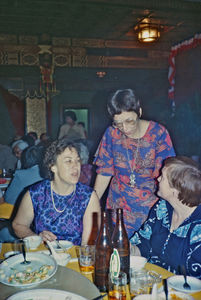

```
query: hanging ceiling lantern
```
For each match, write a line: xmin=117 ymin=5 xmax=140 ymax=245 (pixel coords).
xmin=135 ymin=21 xmax=161 ymax=43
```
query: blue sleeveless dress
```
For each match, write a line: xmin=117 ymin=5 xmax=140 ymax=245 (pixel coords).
xmin=29 ymin=179 xmax=92 ymax=245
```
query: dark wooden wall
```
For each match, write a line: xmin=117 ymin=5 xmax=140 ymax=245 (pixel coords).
xmin=1 ymin=46 xmax=201 ymax=159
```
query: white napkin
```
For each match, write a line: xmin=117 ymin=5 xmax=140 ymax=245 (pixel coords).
xmin=151 ymin=283 xmax=158 ymax=300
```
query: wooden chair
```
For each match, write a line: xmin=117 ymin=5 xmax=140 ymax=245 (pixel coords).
xmin=0 ymin=202 xmax=14 ymax=219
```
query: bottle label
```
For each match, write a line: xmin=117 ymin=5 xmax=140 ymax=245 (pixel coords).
xmin=109 ymin=248 xmax=120 ymax=278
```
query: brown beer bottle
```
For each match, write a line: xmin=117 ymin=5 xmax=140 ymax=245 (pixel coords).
xmin=87 ymin=212 xmax=99 ymax=245
xmin=111 ymin=208 xmax=130 ymax=282
xmin=94 ymin=210 xmax=113 ymax=292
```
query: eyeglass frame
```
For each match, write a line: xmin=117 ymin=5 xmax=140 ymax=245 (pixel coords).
xmin=112 ymin=117 xmax=139 ymax=130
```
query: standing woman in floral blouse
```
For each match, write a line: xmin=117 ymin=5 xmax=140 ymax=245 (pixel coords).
xmin=93 ymin=88 xmax=175 ymax=237
xmin=130 ymin=156 xmax=201 ymax=278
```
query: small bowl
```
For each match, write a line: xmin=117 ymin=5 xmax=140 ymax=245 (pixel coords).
xmin=23 ymin=235 xmax=42 ymax=250
xmin=51 ymin=253 xmax=71 ymax=266
xmin=130 ymin=255 xmax=147 ymax=271
xmin=51 ymin=240 xmax=73 ymax=253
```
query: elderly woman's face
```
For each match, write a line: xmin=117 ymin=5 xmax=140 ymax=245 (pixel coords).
xmin=113 ymin=111 xmax=138 ymax=138
xmin=157 ymin=167 xmax=176 ymax=202
xmin=13 ymin=145 xmax=22 ymax=158
xmin=51 ymin=147 xmax=81 ymax=185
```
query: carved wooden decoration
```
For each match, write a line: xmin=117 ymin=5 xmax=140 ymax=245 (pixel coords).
xmin=25 ymin=92 xmax=47 ymax=138
xmin=0 ymin=34 xmax=169 ymax=69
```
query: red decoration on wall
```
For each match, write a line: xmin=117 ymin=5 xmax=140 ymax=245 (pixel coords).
xmin=39 ymin=52 xmax=56 ymax=100
xmin=168 ymin=33 xmax=201 ymax=100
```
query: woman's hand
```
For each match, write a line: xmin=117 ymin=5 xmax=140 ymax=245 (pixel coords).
xmin=39 ymin=230 xmax=57 ymax=242
xmin=82 ymin=190 xmax=101 ymax=245
xmin=94 ymin=174 xmax=112 ymax=200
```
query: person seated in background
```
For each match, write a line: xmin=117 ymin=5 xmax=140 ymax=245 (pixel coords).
xmin=0 ymin=146 xmax=44 ymax=242
xmin=58 ymin=111 xmax=86 ymax=141
xmin=22 ymin=134 xmax=36 ymax=147
xmin=12 ymin=138 xmax=100 ymax=245
xmin=27 ymin=131 xmax=40 ymax=145
xmin=4 ymin=145 xmax=44 ymax=206
xmin=40 ymin=132 xmax=51 ymax=143
xmin=78 ymin=121 xmax=87 ymax=139
xmin=0 ymin=143 xmax=17 ymax=174
xmin=130 ymin=156 xmax=201 ymax=279
xmin=78 ymin=141 xmax=93 ymax=186
xmin=38 ymin=132 xmax=52 ymax=148
xmin=11 ymin=140 xmax=29 ymax=169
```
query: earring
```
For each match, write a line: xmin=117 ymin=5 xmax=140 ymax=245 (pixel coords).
xmin=139 ymin=107 xmax=142 ymax=118
xmin=51 ymin=165 xmax=56 ymax=172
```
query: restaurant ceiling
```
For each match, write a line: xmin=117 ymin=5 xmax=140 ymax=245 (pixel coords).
xmin=0 ymin=0 xmax=201 ymax=49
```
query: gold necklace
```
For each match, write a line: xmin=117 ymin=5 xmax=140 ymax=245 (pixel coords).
xmin=124 ymin=124 xmax=140 ymax=187
xmin=50 ymin=182 xmax=75 ymax=213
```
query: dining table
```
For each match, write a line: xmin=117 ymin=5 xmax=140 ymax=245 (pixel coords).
xmin=0 ymin=242 xmax=201 ymax=300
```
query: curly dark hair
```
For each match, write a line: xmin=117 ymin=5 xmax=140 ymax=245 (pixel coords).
xmin=164 ymin=156 xmax=201 ymax=207
xmin=43 ymin=138 xmax=80 ymax=180
xmin=107 ymin=89 xmax=141 ymax=118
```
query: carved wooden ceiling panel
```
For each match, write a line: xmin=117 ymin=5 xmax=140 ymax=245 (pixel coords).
xmin=0 ymin=0 xmax=201 ymax=46
xmin=0 ymin=0 xmax=201 ymax=70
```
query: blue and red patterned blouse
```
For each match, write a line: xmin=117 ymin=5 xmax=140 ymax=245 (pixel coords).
xmin=30 ymin=180 xmax=92 ymax=245
xmin=93 ymin=121 xmax=175 ymax=237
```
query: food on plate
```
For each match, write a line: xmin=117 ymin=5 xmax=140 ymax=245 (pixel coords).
xmin=7 ymin=264 xmax=54 ymax=284
xmin=170 ymin=294 xmax=182 ymax=300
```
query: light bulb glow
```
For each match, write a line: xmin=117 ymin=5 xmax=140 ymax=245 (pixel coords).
xmin=137 ymin=25 xmax=160 ymax=43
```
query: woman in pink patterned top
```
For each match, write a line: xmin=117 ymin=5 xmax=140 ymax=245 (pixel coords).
xmin=93 ymin=89 xmax=175 ymax=237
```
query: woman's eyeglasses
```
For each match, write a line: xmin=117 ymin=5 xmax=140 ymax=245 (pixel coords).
xmin=112 ymin=118 xmax=138 ymax=130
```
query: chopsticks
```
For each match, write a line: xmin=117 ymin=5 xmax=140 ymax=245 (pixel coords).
xmin=163 ymin=278 xmax=168 ymax=300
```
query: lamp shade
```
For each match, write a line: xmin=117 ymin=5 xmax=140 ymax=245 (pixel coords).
xmin=137 ymin=24 xmax=160 ymax=43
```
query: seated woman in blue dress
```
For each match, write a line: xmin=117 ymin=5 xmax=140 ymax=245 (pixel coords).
xmin=130 ymin=156 xmax=201 ymax=279
xmin=12 ymin=138 xmax=101 ymax=245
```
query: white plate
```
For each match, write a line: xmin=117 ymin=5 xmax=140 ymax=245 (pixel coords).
xmin=0 ymin=253 xmax=57 ymax=287
xmin=51 ymin=240 xmax=73 ymax=252
xmin=0 ymin=178 xmax=11 ymax=188
xmin=135 ymin=291 xmax=194 ymax=299
xmin=158 ymin=291 xmax=194 ymax=299
xmin=168 ymin=275 xmax=201 ymax=293
xmin=4 ymin=251 xmax=20 ymax=258
xmin=6 ymin=288 xmax=88 ymax=300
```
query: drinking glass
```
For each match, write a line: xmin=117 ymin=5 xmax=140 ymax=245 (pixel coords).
xmin=108 ymin=271 xmax=127 ymax=300
xmin=12 ymin=239 xmax=23 ymax=254
xmin=79 ymin=245 xmax=95 ymax=274
xmin=129 ymin=268 xmax=149 ymax=298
